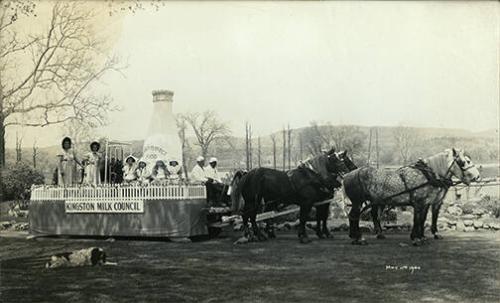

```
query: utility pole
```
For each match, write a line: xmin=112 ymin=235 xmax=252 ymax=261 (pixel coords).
xmin=270 ymin=134 xmax=277 ymax=169
xmin=375 ymin=127 xmax=380 ymax=168
xmin=282 ymin=127 xmax=286 ymax=170
xmin=257 ymin=136 xmax=261 ymax=167
xmin=15 ymin=131 xmax=22 ymax=163
xmin=33 ymin=141 xmax=39 ymax=169
xmin=249 ymin=124 xmax=252 ymax=169
xmin=299 ymin=133 xmax=303 ymax=161
xmin=245 ymin=122 xmax=250 ymax=170
xmin=287 ymin=124 xmax=292 ymax=169
xmin=367 ymin=128 xmax=373 ymax=166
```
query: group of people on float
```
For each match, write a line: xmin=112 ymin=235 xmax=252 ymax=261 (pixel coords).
xmin=56 ymin=137 xmax=223 ymax=192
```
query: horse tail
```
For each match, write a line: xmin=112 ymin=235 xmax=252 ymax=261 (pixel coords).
xmin=230 ymin=171 xmax=247 ymax=214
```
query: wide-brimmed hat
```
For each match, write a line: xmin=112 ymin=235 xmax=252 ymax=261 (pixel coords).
xmin=125 ymin=155 xmax=137 ymax=163
xmin=209 ymin=157 xmax=217 ymax=163
xmin=90 ymin=141 xmax=100 ymax=151
xmin=196 ymin=156 xmax=204 ymax=162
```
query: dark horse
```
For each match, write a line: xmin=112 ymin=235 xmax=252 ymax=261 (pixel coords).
xmin=231 ymin=148 xmax=347 ymax=244
xmin=343 ymin=148 xmax=480 ymax=246
xmin=314 ymin=151 xmax=358 ymax=238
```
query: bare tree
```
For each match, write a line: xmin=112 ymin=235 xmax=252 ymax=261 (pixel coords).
xmin=287 ymin=124 xmax=292 ymax=169
xmin=0 ymin=1 xmax=122 ymax=167
xmin=393 ymin=126 xmax=419 ymax=165
xmin=282 ymin=127 xmax=286 ymax=170
xmin=184 ymin=110 xmax=231 ymax=159
xmin=61 ymin=119 xmax=98 ymax=153
xmin=257 ymin=136 xmax=261 ymax=167
xmin=245 ymin=122 xmax=252 ymax=170
xmin=302 ymin=121 xmax=327 ymax=155
xmin=32 ymin=140 xmax=38 ymax=168
xmin=15 ymin=131 xmax=22 ymax=162
xmin=270 ymin=133 xmax=277 ymax=169
xmin=176 ymin=114 xmax=189 ymax=179
xmin=303 ymin=121 xmax=365 ymax=160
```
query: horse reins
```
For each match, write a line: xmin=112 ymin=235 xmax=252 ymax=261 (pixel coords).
xmin=358 ymin=153 xmax=469 ymax=214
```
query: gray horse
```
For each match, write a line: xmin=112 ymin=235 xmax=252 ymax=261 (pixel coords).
xmin=343 ymin=148 xmax=480 ymax=246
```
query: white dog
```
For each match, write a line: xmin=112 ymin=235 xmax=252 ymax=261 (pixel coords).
xmin=45 ymin=247 xmax=116 ymax=269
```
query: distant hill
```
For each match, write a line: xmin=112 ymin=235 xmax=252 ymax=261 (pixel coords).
xmin=5 ymin=125 xmax=498 ymax=181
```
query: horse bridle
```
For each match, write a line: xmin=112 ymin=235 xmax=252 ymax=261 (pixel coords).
xmin=443 ymin=153 xmax=476 ymax=185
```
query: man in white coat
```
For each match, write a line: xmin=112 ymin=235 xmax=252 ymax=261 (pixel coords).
xmin=190 ymin=156 xmax=208 ymax=184
xmin=205 ymin=157 xmax=222 ymax=183
xmin=204 ymin=157 xmax=226 ymax=205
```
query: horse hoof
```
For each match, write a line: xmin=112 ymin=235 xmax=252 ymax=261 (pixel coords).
xmin=434 ymin=234 xmax=443 ymax=240
xmin=351 ymin=239 xmax=368 ymax=245
xmin=376 ymin=234 xmax=386 ymax=240
xmin=267 ymin=232 xmax=276 ymax=239
xmin=300 ymin=236 xmax=312 ymax=244
xmin=324 ymin=232 xmax=333 ymax=239
xmin=234 ymin=237 xmax=249 ymax=245
xmin=412 ymin=239 xmax=422 ymax=246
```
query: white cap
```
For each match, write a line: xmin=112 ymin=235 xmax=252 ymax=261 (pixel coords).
xmin=209 ymin=157 xmax=217 ymax=163
xmin=196 ymin=156 xmax=204 ymax=162
xmin=125 ymin=155 xmax=137 ymax=162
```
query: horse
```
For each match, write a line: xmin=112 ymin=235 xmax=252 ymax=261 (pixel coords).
xmin=314 ymin=151 xmax=358 ymax=238
xmin=231 ymin=148 xmax=347 ymax=244
xmin=343 ymin=148 xmax=480 ymax=246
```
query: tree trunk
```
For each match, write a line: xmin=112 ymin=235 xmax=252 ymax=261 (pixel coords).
xmin=282 ymin=128 xmax=286 ymax=170
xmin=202 ymin=146 xmax=209 ymax=160
xmin=0 ymin=115 xmax=5 ymax=168
xmin=272 ymin=140 xmax=276 ymax=169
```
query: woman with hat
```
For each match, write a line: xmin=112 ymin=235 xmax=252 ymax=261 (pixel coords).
xmin=83 ymin=141 xmax=102 ymax=185
xmin=151 ymin=160 xmax=169 ymax=184
xmin=167 ymin=159 xmax=183 ymax=183
xmin=136 ymin=159 xmax=150 ymax=184
xmin=57 ymin=137 xmax=81 ymax=186
xmin=122 ymin=155 xmax=138 ymax=183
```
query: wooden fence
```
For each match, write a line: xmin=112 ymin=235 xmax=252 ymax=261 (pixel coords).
xmin=31 ymin=184 xmax=206 ymax=201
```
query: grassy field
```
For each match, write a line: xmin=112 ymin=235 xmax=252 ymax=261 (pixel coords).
xmin=0 ymin=230 xmax=498 ymax=303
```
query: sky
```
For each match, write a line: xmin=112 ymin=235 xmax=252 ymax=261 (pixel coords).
xmin=6 ymin=1 xmax=499 ymax=148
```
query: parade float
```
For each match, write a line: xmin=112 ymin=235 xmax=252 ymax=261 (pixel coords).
xmin=29 ymin=90 xmax=209 ymax=238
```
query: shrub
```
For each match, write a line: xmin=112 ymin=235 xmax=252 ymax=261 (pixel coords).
xmin=360 ymin=207 xmax=398 ymax=222
xmin=460 ymin=203 xmax=476 ymax=215
xmin=1 ymin=162 xmax=45 ymax=201
xmin=482 ymin=196 xmax=500 ymax=218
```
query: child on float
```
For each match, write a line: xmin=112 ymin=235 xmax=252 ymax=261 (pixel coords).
xmin=56 ymin=137 xmax=81 ymax=186
xmin=166 ymin=159 xmax=183 ymax=184
xmin=122 ymin=155 xmax=138 ymax=184
xmin=83 ymin=141 xmax=102 ymax=185
xmin=151 ymin=160 xmax=169 ymax=184
xmin=136 ymin=159 xmax=150 ymax=185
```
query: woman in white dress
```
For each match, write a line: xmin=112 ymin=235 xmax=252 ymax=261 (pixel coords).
xmin=83 ymin=141 xmax=102 ymax=185
xmin=122 ymin=155 xmax=138 ymax=183
xmin=167 ymin=160 xmax=183 ymax=184
xmin=136 ymin=160 xmax=150 ymax=184
xmin=57 ymin=137 xmax=80 ymax=186
xmin=151 ymin=160 xmax=168 ymax=184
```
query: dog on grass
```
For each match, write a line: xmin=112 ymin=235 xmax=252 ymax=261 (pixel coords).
xmin=45 ymin=247 xmax=116 ymax=269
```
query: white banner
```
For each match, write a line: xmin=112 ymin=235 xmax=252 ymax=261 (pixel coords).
xmin=65 ymin=200 xmax=144 ymax=213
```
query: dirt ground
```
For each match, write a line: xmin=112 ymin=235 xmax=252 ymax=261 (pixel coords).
xmin=0 ymin=230 xmax=499 ymax=303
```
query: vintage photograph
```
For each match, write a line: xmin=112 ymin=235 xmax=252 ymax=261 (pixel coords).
xmin=0 ymin=1 xmax=498 ymax=302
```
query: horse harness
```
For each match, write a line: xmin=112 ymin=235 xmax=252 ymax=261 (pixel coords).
xmin=380 ymin=158 xmax=461 ymax=204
